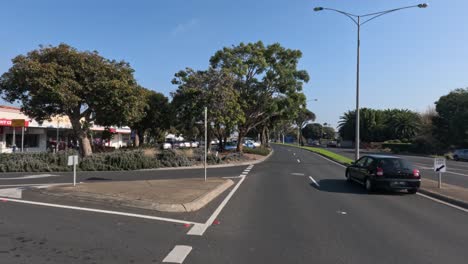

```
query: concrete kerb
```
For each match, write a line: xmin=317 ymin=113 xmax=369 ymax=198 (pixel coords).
xmin=418 ymin=188 xmax=468 ymax=210
xmin=279 ymin=143 xmax=468 ymax=210
xmin=33 ymin=179 xmax=235 ymax=213
xmin=139 ymin=148 xmax=274 ymax=171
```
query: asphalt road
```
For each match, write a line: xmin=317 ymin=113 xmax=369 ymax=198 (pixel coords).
xmin=1 ymin=144 xmax=467 ymax=263
xmin=325 ymin=147 xmax=468 ymax=188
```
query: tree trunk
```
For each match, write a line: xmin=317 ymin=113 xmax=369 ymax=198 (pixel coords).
xmin=70 ymin=117 xmax=93 ymax=157
xmin=132 ymin=129 xmax=140 ymax=147
xmin=78 ymin=133 xmax=92 ymax=157
xmin=265 ymin=127 xmax=270 ymax=147
xmin=237 ymin=130 xmax=245 ymax=152
xmin=260 ymin=126 xmax=267 ymax=146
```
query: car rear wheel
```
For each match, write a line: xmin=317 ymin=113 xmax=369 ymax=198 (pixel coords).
xmin=345 ymin=171 xmax=352 ymax=182
xmin=407 ymin=188 xmax=418 ymax=194
xmin=365 ymin=178 xmax=374 ymax=193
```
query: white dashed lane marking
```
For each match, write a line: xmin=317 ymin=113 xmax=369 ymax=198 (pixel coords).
xmin=163 ymin=245 xmax=192 ymax=263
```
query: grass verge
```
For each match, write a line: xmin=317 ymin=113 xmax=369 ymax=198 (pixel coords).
xmin=279 ymin=143 xmax=354 ymax=166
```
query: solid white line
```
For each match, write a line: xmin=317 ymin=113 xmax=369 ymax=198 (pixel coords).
xmin=0 ymin=174 xmax=59 ymax=180
xmin=310 ymin=152 xmax=347 ymax=168
xmin=0 ymin=188 xmax=22 ymax=198
xmin=0 ymin=183 xmax=70 ymax=188
xmin=291 ymin=173 xmax=305 ymax=176
xmin=222 ymin=176 xmax=241 ymax=179
xmin=297 ymin=159 xmax=301 ymax=163
xmin=416 ymin=193 xmax=468 ymax=213
xmin=188 ymin=165 xmax=254 ymax=236
xmin=308 ymin=176 xmax=320 ymax=187
xmin=0 ymin=197 xmax=199 ymax=225
xmin=162 ymin=245 xmax=192 ymax=263
xmin=302 ymin=149 xmax=468 ymax=213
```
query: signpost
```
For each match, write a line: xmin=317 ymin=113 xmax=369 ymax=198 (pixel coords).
xmin=68 ymin=155 xmax=79 ymax=186
xmin=434 ymin=158 xmax=446 ymax=188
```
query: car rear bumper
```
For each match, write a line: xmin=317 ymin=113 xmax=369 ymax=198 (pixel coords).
xmin=371 ymin=178 xmax=421 ymax=190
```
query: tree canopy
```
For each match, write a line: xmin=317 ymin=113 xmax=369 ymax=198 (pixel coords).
xmin=209 ymin=41 xmax=309 ymax=151
xmin=0 ymin=44 xmax=145 ymax=156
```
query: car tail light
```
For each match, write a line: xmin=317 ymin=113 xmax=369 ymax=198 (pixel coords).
xmin=376 ymin=167 xmax=384 ymax=176
xmin=413 ymin=169 xmax=420 ymax=178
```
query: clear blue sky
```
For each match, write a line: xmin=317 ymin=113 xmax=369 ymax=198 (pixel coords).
xmin=1 ymin=0 xmax=467 ymax=128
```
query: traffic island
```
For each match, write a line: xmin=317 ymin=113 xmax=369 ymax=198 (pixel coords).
xmin=419 ymin=178 xmax=468 ymax=209
xmin=34 ymin=178 xmax=234 ymax=213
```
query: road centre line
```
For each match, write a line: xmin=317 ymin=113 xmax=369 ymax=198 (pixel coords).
xmin=304 ymin=149 xmax=468 ymax=213
xmin=162 ymin=245 xmax=192 ymax=263
xmin=0 ymin=197 xmax=200 ymax=225
xmin=291 ymin=173 xmax=305 ymax=176
xmin=308 ymin=176 xmax=320 ymax=187
xmin=188 ymin=165 xmax=254 ymax=236
xmin=297 ymin=159 xmax=301 ymax=163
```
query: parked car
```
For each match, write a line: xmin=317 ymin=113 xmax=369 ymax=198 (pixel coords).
xmin=244 ymin=140 xmax=256 ymax=148
xmin=191 ymin=141 xmax=200 ymax=148
xmin=224 ymin=142 xmax=237 ymax=150
xmin=327 ymin=141 xmax=338 ymax=147
xmin=162 ymin=142 xmax=172 ymax=150
xmin=345 ymin=155 xmax=421 ymax=194
xmin=453 ymin=149 xmax=468 ymax=161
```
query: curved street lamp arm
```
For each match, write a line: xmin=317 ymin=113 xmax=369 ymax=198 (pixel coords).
xmin=360 ymin=5 xmax=421 ymax=17
xmin=322 ymin=8 xmax=359 ymax=26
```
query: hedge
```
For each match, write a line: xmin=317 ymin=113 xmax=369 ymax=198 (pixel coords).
xmin=243 ymin=147 xmax=271 ymax=156
xmin=381 ymin=143 xmax=414 ymax=153
xmin=0 ymin=148 xmax=225 ymax=173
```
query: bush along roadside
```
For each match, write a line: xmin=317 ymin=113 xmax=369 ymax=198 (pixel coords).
xmin=0 ymin=147 xmax=227 ymax=173
xmin=243 ymin=147 xmax=271 ymax=156
xmin=279 ymin=143 xmax=353 ymax=165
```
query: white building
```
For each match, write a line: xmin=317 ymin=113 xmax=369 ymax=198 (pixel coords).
xmin=0 ymin=105 xmax=131 ymax=153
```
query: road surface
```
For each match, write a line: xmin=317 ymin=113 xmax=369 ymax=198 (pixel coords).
xmin=326 ymin=147 xmax=468 ymax=188
xmin=0 ymin=144 xmax=467 ymax=263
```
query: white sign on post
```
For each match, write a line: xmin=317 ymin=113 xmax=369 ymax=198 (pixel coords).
xmin=434 ymin=157 xmax=446 ymax=188
xmin=68 ymin=155 xmax=79 ymax=186
xmin=434 ymin=158 xmax=446 ymax=172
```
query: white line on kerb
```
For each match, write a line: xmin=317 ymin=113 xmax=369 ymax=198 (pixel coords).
xmin=308 ymin=176 xmax=320 ymax=187
xmin=163 ymin=245 xmax=192 ymax=263
xmin=304 ymin=149 xmax=468 ymax=213
xmin=0 ymin=197 xmax=200 ymax=225
xmin=416 ymin=193 xmax=468 ymax=213
xmin=188 ymin=165 xmax=254 ymax=236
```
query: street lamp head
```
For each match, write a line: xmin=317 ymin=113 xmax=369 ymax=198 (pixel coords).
xmin=314 ymin=7 xmax=324 ymax=12
xmin=417 ymin=3 xmax=428 ymax=8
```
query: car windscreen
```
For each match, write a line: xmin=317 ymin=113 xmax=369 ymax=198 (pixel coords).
xmin=377 ymin=158 xmax=413 ymax=171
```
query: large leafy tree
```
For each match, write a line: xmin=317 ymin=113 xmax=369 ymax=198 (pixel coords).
xmin=131 ymin=87 xmax=171 ymax=146
xmin=433 ymin=88 xmax=468 ymax=147
xmin=0 ymin=44 xmax=144 ymax=156
xmin=385 ymin=109 xmax=421 ymax=140
xmin=302 ymin=123 xmax=323 ymax=140
xmin=295 ymin=108 xmax=316 ymax=144
xmin=171 ymin=68 xmax=244 ymax=150
xmin=210 ymin=41 xmax=309 ymax=151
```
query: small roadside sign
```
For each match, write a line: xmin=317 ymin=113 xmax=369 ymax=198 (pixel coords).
xmin=68 ymin=155 xmax=79 ymax=186
xmin=434 ymin=158 xmax=446 ymax=172
xmin=68 ymin=155 xmax=79 ymax=166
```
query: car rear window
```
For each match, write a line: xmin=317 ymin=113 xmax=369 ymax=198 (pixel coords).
xmin=378 ymin=158 xmax=413 ymax=171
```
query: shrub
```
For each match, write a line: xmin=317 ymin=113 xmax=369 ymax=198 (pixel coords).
xmin=243 ymin=147 xmax=271 ymax=156
xmin=381 ymin=143 xmax=413 ymax=153
xmin=157 ymin=149 xmax=193 ymax=167
xmin=192 ymin=148 xmax=221 ymax=165
xmin=79 ymin=150 xmax=160 ymax=171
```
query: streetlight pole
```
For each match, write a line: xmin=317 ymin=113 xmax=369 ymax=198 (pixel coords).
xmin=314 ymin=4 xmax=428 ymax=161
xmin=204 ymin=107 xmax=207 ymax=182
